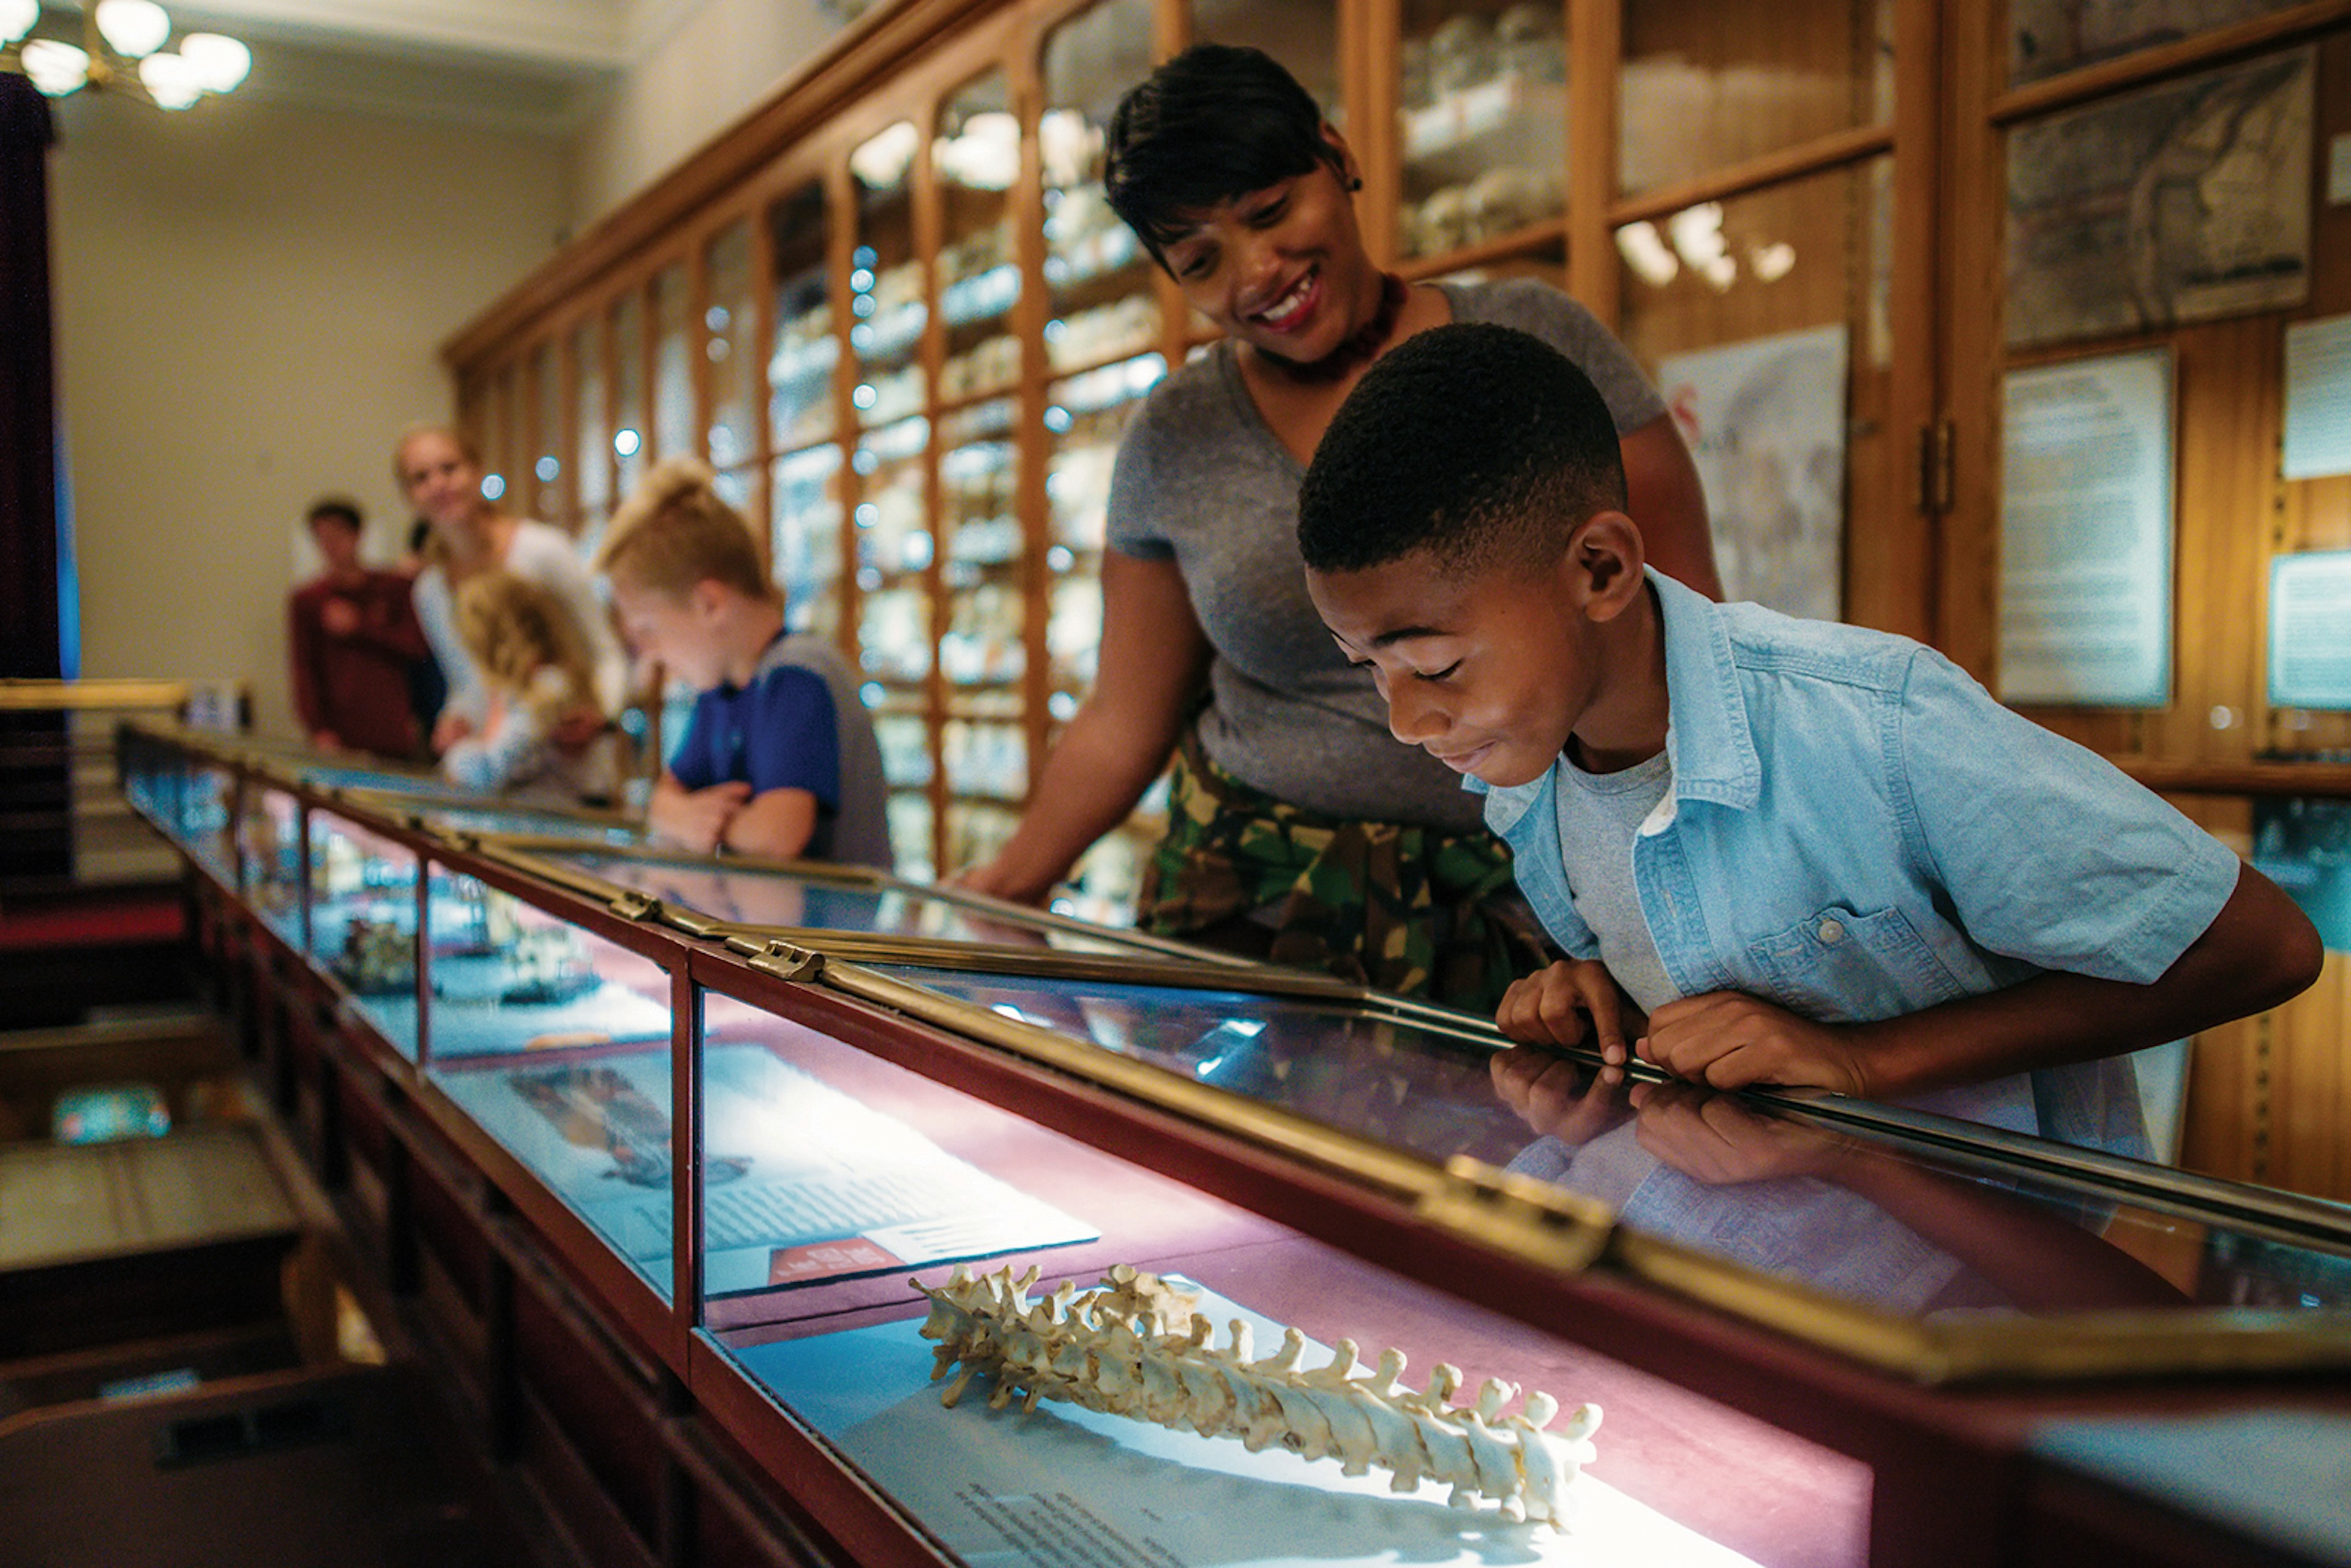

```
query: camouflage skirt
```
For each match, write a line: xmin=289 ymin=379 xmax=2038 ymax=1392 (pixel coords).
xmin=1138 ymin=729 xmax=1551 ymax=1013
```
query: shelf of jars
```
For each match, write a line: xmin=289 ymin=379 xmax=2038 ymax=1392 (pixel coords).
xmin=1395 ymin=1 xmax=1569 ymax=268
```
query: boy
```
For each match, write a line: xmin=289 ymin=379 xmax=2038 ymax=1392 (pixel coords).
xmin=288 ymin=496 xmax=431 ymax=760
xmin=593 ymin=459 xmax=892 ymax=869
xmin=1298 ymin=323 xmax=2320 ymax=1150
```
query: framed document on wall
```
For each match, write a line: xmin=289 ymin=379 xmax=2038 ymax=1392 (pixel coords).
xmin=1997 ymin=347 xmax=2176 ymax=708
xmin=2269 ymin=550 xmax=2351 ymax=711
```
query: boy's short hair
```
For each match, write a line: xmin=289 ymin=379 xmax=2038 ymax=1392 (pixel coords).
xmin=306 ymin=496 xmax=364 ymax=533
xmin=1106 ymin=44 xmax=1349 ymax=266
xmin=1298 ymin=323 xmax=1629 ymax=579
xmin=593 ymin=457 xmax=773 ymax=602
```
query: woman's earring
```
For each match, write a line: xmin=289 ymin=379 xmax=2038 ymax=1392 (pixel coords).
xmin=1348 ymin=176 xmax=1364 ymax=192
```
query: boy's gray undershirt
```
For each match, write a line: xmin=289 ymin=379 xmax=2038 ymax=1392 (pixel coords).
xmin=1553 ymin=746 xmax=1680 ymax=1015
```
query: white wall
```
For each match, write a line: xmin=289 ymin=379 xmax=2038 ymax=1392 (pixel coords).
xmin=49 ymin=92 xmax=571 ymax=738
xmin=566 ymin=0 xmax=838 ymax=231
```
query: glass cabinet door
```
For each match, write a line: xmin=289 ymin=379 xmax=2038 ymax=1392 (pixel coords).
xmin=849 ymin=119 xmax=937 ymax=880
xmin=572 ymin=313 xmax=611 ymax=544
xmin=653 ymin=260 xmax=696 ymax=462
xmin=528 ymin=339 xmax=564 ymax=525
xmin=705 ymin=219 xmax=761 ymax=481
xmin=936 ymin=69 xmax=1028 ymax=882
xmin=765 ymin=180 xmax=843 ymax=642
xmin=1040 ymin=0 xmax=1166 ymax=923
xmin=1616 ymin=160 xmax=1892 ymax=623
xmin=1619 ymin=0 xmax=1894 ymax=196
xmin=1397 ymin=0 xmax=1566 ymax=268
xmin=611 ymin=289 xmax=648 ymax=506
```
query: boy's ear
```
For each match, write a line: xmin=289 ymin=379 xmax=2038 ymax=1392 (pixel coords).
xmin=688 ymin=578 xmax=731 ymax=620
xmin=1564 ymin=511 xmax=1647 ymax=622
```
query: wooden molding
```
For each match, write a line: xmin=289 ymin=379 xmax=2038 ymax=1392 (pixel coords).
xmin=441 ymin=0 xmax=1011 ymax=369
xmin=1987 ymin=0 xmax=2351 ymax=126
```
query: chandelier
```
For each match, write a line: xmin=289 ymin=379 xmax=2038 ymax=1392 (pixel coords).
xmin=1 ymin=0 xmax=250 ymax=108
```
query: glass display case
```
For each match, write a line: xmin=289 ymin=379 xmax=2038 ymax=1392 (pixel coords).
xmin=237 ymin=781 xmax=307 ymax=948
xmin=420 ymin=875 xmax=680 ymax=1297
xmin=306 ymin=806 xmax=422 ymax=1059
xmin=486 ymin=841 xmax=1257 ymax=966
xmin=114 ymin=723 xmax=2351 ymax=1568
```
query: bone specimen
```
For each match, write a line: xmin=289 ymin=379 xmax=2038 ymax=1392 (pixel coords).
xmin=912 ymin=1263 xmax=1601 ymax=1528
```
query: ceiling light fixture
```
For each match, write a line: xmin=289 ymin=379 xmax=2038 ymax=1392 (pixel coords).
xmin=2 ymin=1 xmax=249 ymax=109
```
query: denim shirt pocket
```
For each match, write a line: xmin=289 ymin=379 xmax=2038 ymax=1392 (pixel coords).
xmin=1744 ymin=904 xmax=1968 ymax=1024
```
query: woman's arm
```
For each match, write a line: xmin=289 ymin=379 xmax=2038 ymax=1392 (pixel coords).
xmin=956 ymin=551 xmax=1213 ymax=904
xmin=510 ymin=524 xmax=630 ymax=715
xmin=1619 ymin=413 xmax=1722 ymax=600
xmin=411 ymin=569 xmax=486 ymax=745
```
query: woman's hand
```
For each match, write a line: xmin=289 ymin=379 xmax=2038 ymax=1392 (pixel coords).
xmin=1494 ymin=959 xmax=1643 ymax=1064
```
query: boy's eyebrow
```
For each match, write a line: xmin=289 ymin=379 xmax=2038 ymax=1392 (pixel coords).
xmin=1366 ymin=623 xmax=1450 ymax=647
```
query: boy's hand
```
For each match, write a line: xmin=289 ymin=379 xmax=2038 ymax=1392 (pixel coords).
xmin=650 ymin=780 xmax=752 ymax=855
xmin=1495 ymin=959 xmax=1640 ymax=1065
xmin=1490 ymin=1045 xmax=1632 ymax=1146
xmin=1638 ymin=991 xmax=1869 ymax=1097
xmin=431 ymin=711 xmax=474 ymax=752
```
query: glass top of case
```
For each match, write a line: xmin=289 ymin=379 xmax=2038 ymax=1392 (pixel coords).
xmin=862 ymin=963 xmax=2351 ymax=1334
xmin=531 ymin=848 xmax=1205 ymax=958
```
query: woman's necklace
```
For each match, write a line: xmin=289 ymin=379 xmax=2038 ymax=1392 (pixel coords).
xmin=1258 ymin=272 xmax=1409 ymax=384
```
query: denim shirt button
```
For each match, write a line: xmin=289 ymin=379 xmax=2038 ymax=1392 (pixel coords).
xmin=1817 ymin=918 xmax=1845 ymax=945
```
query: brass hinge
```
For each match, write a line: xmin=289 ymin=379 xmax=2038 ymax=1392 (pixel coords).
xmin=1417 ymin=1157 xmax=1614 ymax=1272
xmin=610 ymin=890 xmax=661 ymax=922
xmin=748 ymin=940 xmax=825 ymax=985
xmin=1917 ymin=418 xmax=1955 ymax=515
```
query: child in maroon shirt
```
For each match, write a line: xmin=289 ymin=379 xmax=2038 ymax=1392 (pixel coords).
xmin=288 ymin=497 xmax=432 ymax=760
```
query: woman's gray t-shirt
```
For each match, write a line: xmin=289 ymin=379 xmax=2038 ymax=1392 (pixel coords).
xmin=1104 ymin=277 xmax=1668 ymax=831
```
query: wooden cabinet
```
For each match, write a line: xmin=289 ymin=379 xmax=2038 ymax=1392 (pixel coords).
xmin=443 ymin=0 xmax=2351 ymax=1198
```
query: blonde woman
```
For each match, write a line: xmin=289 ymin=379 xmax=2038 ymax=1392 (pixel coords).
xmin=395 ymin=424 xmax=627 ymax=753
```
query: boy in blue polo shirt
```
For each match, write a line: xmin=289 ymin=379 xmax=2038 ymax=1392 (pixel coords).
xmin=596 ymin=460 xmax=891 ymax=869
xmin=1298 ymin=323 xmax=2319 ymax=1150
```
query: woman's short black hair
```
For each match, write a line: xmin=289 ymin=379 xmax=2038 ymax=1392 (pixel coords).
xmin=1299 ymin=323 xmax=1629 ymax=578
xmin=1105 ymin=43 xmax=1348 ymax=264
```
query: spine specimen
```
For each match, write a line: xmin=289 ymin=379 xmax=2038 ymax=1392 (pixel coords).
xmin=912 ymin=1263 xmax=1600 ymax=1528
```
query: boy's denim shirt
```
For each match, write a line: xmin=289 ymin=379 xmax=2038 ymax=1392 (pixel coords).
xmin=1471 ymin=570 xmax=2243 ymax=1155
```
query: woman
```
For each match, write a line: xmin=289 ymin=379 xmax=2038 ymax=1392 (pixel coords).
xmin=961 ymin=45 xmax=1719 ymax=1010
xmin=394 ymin=424 xmax=628 ymax=756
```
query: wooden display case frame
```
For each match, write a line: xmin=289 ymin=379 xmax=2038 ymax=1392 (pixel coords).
xmin=119 ymin=722 xmax=2351 ymax=1568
